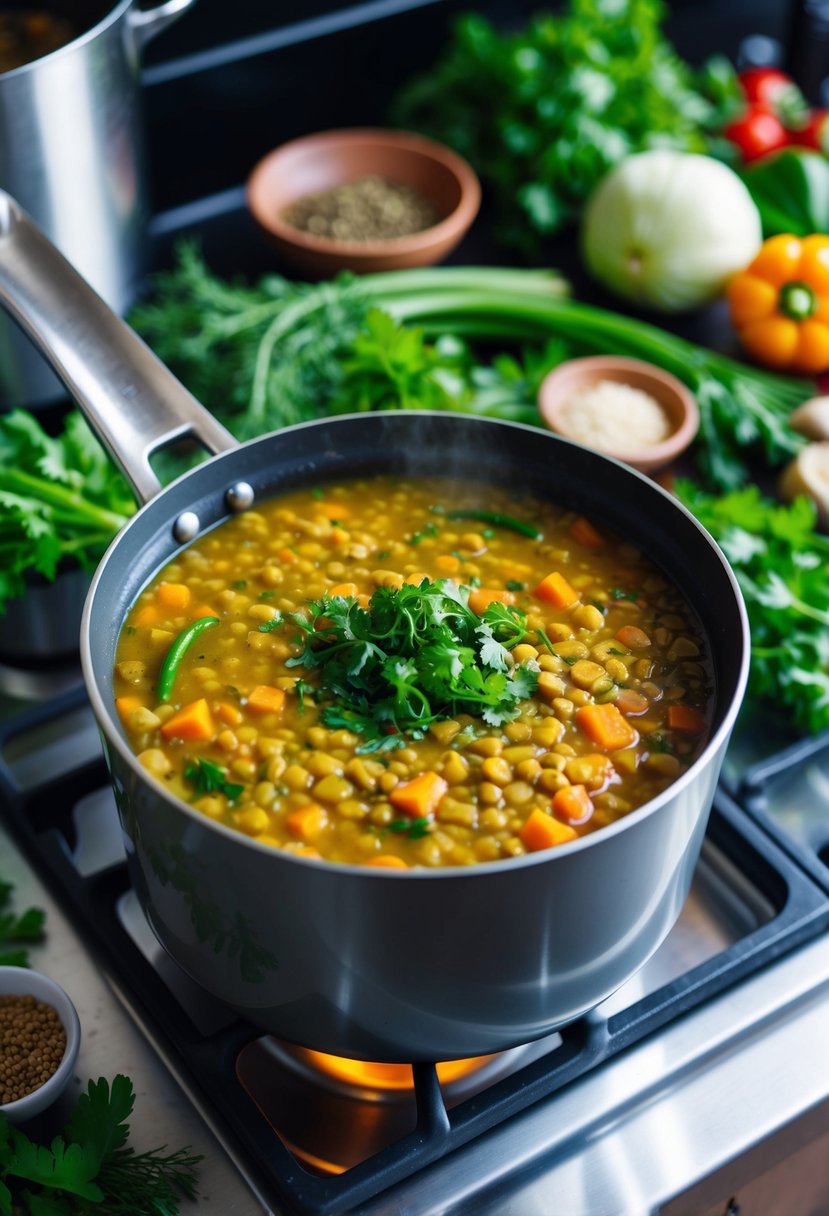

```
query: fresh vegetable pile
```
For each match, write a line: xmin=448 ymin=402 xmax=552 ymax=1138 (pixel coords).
xmin=0 ymin=410 xmax=134 ymax=613
xmin=392 ymin=0 xmax=740 ymax=251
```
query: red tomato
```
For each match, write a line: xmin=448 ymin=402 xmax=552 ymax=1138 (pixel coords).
xmin=739 ymin=67 xmax=796 ymax=107
xmin=796 ymin=108 xmax=829 ymax=154
xmin=724 ymin=106 xmax=790 ymax=163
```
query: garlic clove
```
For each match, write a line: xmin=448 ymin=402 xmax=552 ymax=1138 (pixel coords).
xmin=789 ymin=396 xmax=829 ymax=440
xmin=779 ymin=441 xmax=829 ymax=529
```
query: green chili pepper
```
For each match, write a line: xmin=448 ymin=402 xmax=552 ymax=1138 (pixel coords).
xmin=444 ymin=509 xmax=543 ymax=539
xmin=157 ymin=616 xmax=220 ymax=702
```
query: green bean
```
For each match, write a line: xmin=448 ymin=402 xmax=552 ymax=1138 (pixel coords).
xmin=157 ymin=616 xmax=220 ymax=702
xmin=444 ymin=509 xmax=543 ymax=539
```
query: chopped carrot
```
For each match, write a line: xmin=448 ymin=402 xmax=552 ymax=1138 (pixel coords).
xmin=616 ymin=688 xmax=649 ymax=716
xmin=519 ymin=808 xmax=578 ymax=851
xmin=569 ymin=516 xmax=604 ymax=549
xmin=277 ymin=547 xmax=296 ymax=564
xmin=468 ymin=587 xmax=516 ymax=615
xmin=247 ymin=685 xmax=286 ymax=714
xmin=218 ymin=701 xmax=243 ymax=727
xmin=191 ymin=604 xmax=218 ymax=621
xmin=161 ymin=698 xmax=215 ymax=741
xmin=615 ymin=625 xmax=651 ymax=649
xmin=133 ymin=604 xmax=159 ymax=627
xmin=364 ymin=855 xmax=409 ymax=869
xmin=552 ymin=783 xmax=594 ymax=822
xmin=435 ymin=554 xmax=461 ymax=575
xmin=576 ymin=703 xmax=637 ymax=751
xmin=329 ymin=527 xmax=349 ymax=546
xmin=115 ymin=695 xmax=142 ymax=723
xmin=286 ymin=804 xmax=328 ymax=841
xmin=315 ymin=501 xmax=350 ymax=520
xmin=403 ymin=571 xmax=431 ymax=587
xmin=329 ymin=582 xmax=358 ymax=598
xmin=389 ymin=771 xmax=448 ymax=819
xmin=156 ymin=582 xmax=191 ymax=612
xmin=666 ymin=704 xmax=708 ymax=734
xmin=534 ymin=571 xmax=579 ymax=609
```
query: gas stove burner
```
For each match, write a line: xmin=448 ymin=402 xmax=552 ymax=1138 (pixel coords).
xmin=236 ymin=1033 xmax=562 ymax=1175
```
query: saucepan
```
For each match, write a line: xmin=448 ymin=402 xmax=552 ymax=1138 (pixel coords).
xmin=0 ymin=193 xmax=750 ymax=1062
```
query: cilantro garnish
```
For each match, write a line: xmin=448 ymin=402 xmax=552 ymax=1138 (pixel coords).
xmin=0 ymin=1074 xmax=202 ymax=1213
xmin=0 ymin=878 xmax=45 ymax=967
xmin=388 ymin=817 xmax=432 ymax=839
xmin=611 ymin=587 xmax=639 ymax=602
xmin=258 ymin=611 xmax=283 ymax=633
xmin=280 ymin=579 xmax=538 ymax=746
xmin=184 ymin=758 xmax=244 ymax=801
xmin=410 ymin=522 xmax=440 ymax=545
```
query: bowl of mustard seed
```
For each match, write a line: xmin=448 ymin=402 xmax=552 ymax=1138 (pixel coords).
xmin=0 ymin=967 xmax=81 ymax=1122
xmin=246 ymin=128 xmax=481 ymax=276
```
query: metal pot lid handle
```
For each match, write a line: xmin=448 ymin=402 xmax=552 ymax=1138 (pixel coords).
xmin=0 ymin=191 xmax=236 ymax=505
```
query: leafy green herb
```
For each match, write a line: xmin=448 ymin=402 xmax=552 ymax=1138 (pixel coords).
xmin=280 ymin=579 xmax=538 ymax=745
xmin=294 ymin=678 xmax=314 ymax=714
xmin=393 ymin=0 xmax=741 ymax=251
xmin=184 ymin=758 xmax=244 ymax=801
xmin=677 ymin=480 xmax=829 ymax=733
xmin=388 ymin=817 xmax=432 ymax=840
xmin=259 ymin=590 xmax=276 ymax=600
xmin=230 ymin=579 xmax=247 ymax=590
xmin=0 ymin=879 xmax=45 ymax=968
xmin=0 ymin=411 xmax=134 ymax=614
xmin=0 ymin=1074 xmax=201 ymax=1215
xmin=743 ymin=147 xmax=829 ymax=238
xmin=257 ymin=614 xmax=283 ymax=633
xmin=506 ymin=580 xmax=526 ymax=592
xmin=611 ymin=588 xmax=639 ymax=602
xmin=410 ymin=522 xmax=440 ymax=545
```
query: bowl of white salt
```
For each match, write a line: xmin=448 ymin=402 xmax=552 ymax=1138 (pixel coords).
xmin=537 ymin=355 xmax=699 ymax=475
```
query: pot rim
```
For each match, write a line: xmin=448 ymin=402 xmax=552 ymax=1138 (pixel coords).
xmin=80 ymin=411 xmax=750 ymax=879
xmin=0 ymin=0 xmax=133 ymax=82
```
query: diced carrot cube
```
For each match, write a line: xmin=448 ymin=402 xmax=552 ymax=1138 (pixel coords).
xmin=191 ymin=604 xmax=218 ymax=620
xmin=666 ymin=704 xmax=708 ymax=734
xmin=115 ymin=695 xmax=142 ymax=723
xmin=552 ymin=783 xmax=594 ymax=822
xmin=520 ymin=808 xmax=578 ymax=851
xmin=615 ymin=625 xmax=651 ymax=649
xmin=534 ymin=571 xmax=579 ymax=609
xmin=315 ymin=501 xmax=350 ymax=520
xmin=247 ymin=685 xmax=286 ymax=714
xmin=157 ymin=582 xmax=191 ymax=612
xmin=218 ymin=701 xmax=243 ymax=727
xmin=435 ymin=554 xmax=461 ymax=575
xmin=364 ymin=855 xmax=409 ymax=869
xmin=569 ymin=516 xmax=604 ymax=549
xmin=576 ymin=703 xmax=637 ymax=751
xmin=403 ymin=571 xmax=431 ymax=587
xmin=277 ymin=547 xmax=296 ymax=564
xmin=160 ymin=698 xmax=215 ymax=741
xmin=133 ymin=604 xmax=159 ymax=627
xmin=468 ymin=587 xmax=516 ymax=615
xmin=286 ymin=804 xmax=328 ymax=841
xmin=328 ymin=582 xmax=358 ymax=598
xmin=389 ymin=771 xmax=448 ymax=819
xmin=329 ymin=528 xmax=349 ymax=546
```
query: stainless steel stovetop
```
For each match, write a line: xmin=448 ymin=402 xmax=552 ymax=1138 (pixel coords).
xmin=1 ymin=658 xmax=829 ymax=1216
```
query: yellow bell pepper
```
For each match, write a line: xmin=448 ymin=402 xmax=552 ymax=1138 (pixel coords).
xmin=727 ymin=233 xmax=829 ymax=374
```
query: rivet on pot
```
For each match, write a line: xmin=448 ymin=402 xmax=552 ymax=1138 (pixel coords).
xmin=226 ymin=481 xmax=255 ymax=512
xmin=173 ymin=511 xmax=201 ymax=543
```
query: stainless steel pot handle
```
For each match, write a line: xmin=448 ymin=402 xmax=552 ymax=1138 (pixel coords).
xmin=127 ymin=0 xmax=199 ymax=52
xmin=0 ymin=191 xmax=236 ymax=505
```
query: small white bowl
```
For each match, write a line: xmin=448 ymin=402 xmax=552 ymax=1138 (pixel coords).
xmin=0 ymin=966 xmax=81 ymax=1122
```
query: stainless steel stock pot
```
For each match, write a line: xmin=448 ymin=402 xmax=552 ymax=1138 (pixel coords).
xmin=0 ymin=193 xmax=750 ymax=1061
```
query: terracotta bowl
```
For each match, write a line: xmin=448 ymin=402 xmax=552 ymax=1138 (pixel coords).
xmin=537 ymin=355 xmax=700 ymax=475
xmin=246 ymin=128 xmax=481 ymax=277
xmin=0 ymin=966 xmax=81 ymax=1122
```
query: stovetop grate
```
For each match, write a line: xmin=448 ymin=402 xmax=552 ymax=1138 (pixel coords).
xmin=1 ymin=686 xmax=828 ymax=1215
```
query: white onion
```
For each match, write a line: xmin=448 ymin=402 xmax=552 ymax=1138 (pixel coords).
xmin=581 ymin=150 xmax=763 ymax=313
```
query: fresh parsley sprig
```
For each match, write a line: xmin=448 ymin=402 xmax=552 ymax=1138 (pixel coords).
xmin=184 ymin=757 xmax=244 ymax=801
xmin=282 ymin=580 xmax=538 ymax=750
xmin=0 ymin=1075 xmax=202 ymax=1215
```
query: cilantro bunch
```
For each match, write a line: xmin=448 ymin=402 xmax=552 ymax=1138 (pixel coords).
xmin=0 ymin=411 xmax=134 ymax=614
xmin=677 ymin=481 xmax=829 ymax=735
xmin=393 ymin=0 xmax=740 ymax=251
xmin=0 ymin=1075 xmax=201 ymax=1215
xmin=284 ymin=580 xmax=539 ymax=750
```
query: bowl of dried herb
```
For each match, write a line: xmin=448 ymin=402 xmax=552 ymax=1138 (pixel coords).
xmin=246 ymin=128 xmax=481 ymax=276
xmin=0 ymin=966 xmax=81 ymax=1122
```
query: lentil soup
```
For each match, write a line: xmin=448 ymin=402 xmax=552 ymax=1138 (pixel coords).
xmin=113 ymin=476 xmax=714 ymax=869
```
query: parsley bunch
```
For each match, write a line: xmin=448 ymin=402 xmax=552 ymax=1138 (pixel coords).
xmin=677 ymin=480 xmax=829 ymax=735
xmin=0 ymin=1075 xmax=201 ymax=1215
xmin=284 ymin=580 xmax=539 ymax=750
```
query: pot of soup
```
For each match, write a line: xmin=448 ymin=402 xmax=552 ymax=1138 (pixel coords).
xmin=0 ymin=193 xmax=749 ymax=1061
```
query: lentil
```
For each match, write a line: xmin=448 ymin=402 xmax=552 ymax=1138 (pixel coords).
xmin=0 ymin=994 xmax=66 ymax=1104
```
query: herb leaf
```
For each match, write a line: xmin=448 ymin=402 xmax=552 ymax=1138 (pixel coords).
xmin=184 ymin=758 xmax=244 ymax=801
